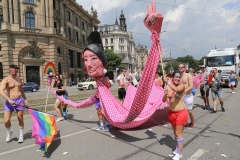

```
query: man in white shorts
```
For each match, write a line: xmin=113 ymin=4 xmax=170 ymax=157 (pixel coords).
xmin=178 ymin=63 xmax=194 ymax=129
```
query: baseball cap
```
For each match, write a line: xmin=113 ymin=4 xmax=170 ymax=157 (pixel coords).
xmin=200 ymin=65 xmax=205 ymax=68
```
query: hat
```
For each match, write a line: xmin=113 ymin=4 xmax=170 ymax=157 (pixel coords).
xmin=200 ymin=65 xmax=206 ymax=68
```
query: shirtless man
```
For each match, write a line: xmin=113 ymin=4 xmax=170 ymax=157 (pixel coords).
xmin=117 ymin=68 xmax=129 ymax=104
xmin=0 ymin=64 xmax=28 ymax=143
xmin=178 ymin=63 xmax=194 ymax=129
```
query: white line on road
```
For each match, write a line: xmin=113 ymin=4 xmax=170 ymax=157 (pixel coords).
xmin=187 ymin=149 xmax=206 ymax=160
xmin=0 ymin=127 xmax=95 ymax=156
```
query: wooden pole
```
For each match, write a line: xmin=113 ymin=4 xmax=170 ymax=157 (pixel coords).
xmin=157 ymin=44 xmax=165 ymax=74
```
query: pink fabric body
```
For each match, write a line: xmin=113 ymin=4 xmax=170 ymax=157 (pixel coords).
xmin=193 ymin=74 xmax=205 ymax=88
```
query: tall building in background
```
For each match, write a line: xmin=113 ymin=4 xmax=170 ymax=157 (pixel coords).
xmin=0 ymin=0 xmax=100 ymax=86
xmin=98 ymin=10 xmax=148 ymax=73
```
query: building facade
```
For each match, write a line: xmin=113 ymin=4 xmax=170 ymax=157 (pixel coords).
xmin=98 ymin=10 xmax=147 ymax=73
xmin=0 ymin=0 xmax=100 ymax=87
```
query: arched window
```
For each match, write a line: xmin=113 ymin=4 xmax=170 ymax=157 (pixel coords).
xmin=0 ymin=62 xmax=3 ymax=80
xmin=57 ymin=47 xmax=61 ymax=54
xmin=67 ymin=28 xmax=71 ymax=40
xmin=25 ymin=12 xmax=35 ymax=28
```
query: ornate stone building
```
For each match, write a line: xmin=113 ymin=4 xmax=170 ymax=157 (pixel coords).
xmin=98 ymin=10 xmax=147 ymax=73
xmin=0 ymin=0 xmax=100 ymax=86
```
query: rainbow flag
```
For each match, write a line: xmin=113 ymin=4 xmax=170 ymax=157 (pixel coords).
xmin=28 ymin=109 xmax=58 ymax=152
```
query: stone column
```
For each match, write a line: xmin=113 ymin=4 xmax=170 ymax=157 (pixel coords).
xmin=45 ymin=0 xmax=49 ymax=27
xmin=13 ymin=0 xmax=19 ymax=24
xmin=49 ymin=0 xmax=54 ymax=28
xmin=60 ymin=1 xmax=65 ymax=35
xmin=8 ymin=0 xmax=13 ymax=23
xmin=2 ymin=0 xmax=9 ymax=22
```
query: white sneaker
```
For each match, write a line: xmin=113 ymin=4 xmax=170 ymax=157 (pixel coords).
xmin=18 ymin=136 xmax=24 ymax=143
xmin=172 ymin=153 xmax=183 ymax=160
xmin=6 ymin=130 xmax=13 ymax=142
xmin=173 ymin=147 xmax=178 ymax=154
xmin=95 ymin=125 xmax=103 ymax=131
xmin=232 ymin=92 xmax=235 ymax=93
xmin=56 ymin=117 xmax=64 ymax=122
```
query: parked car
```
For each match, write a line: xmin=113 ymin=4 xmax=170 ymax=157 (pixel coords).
xmin=22 ymin=82 xmax=39 ymax=92
xmin=77 ymin=78 xmax=97 ymax=90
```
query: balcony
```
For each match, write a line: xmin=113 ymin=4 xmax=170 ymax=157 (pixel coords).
xmin=20 ymin=27 xmax=42 ymax=32
xmin=115 ymin=51 xmax=128 ymax=55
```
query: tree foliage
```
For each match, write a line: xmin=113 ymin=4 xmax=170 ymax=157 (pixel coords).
xmin=176 ymin=55 xmax=199 ymax=71
xmin=164 ymin=59 xmax=180 ymax=73
xmin=237 ymin=44 xmax=240 ymax=50
xmin=105 ymin=49 xmax=123 ymax=79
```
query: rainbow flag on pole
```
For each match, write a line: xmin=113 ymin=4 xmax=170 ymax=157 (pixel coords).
xmin=28 ymin=109 xmax=58 ymax=152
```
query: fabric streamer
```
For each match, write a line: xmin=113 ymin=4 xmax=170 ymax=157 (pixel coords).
xmin=193 ymin=74 xmax=205 ymax=88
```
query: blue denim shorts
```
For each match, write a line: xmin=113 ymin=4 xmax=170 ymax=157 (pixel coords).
xmin=211 ymin=89 xmax=223 ymax=99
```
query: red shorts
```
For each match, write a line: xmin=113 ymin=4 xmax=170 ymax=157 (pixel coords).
xmin=168 ymin=109 xmax=188 ymax=126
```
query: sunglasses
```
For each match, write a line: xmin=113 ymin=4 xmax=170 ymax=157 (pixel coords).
xmin=10 ymin=68 xmax=19 ymax=71
xmin=178 ymin=66 xmax=185 ymax=68
xmin=122 ymin=71 xmax=127 ymax=72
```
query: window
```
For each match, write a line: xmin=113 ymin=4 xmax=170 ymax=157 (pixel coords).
xmin=207 ymin=55 xmax=234 ymax=67
xmin=75 ymin=32 xmax=79 ymax=43
xmin=66 ymin=11 xmax=70 ymax=21
xmin=75 ymin=17 xmax=78 ymax=26
xmin=105 ymin=39 xmax=108 ymax=44
xmin=82 ymin=22 xmax=84 ymax=30
xmin=57 ymin=47 xmax=61 ymax=54
xmin=25 ymin=0 xmax=34 ymax=3
xmin=58 ymin=62 xmax=62 ymax=74
xmin=67 ymin=28 xmax=71 ymax=40
xmin=53 ymin=0 xmax=56 ymax=9
xmin=25 ymin=12 xmax=35 ymax=28
xmin=0 ymin=15 xmax=3 ymax=23
xmin=77 ymin=52 xmax=81 ymax=68
xmin=111 ymin=46 xmax=114 ymax=50
xmin=119 ymin=46 xmax=124 ymax=52
xmin=69 ymin=50 xmax=74 ymax=68
xmin=119 ymin=38 xmax=124 ymax=44
xmin=82 ymin=35 xmax=85 ymax=45
xmin=111 ymin=38 xmax=114 ymax=44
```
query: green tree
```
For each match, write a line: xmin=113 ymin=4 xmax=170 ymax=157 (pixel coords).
xmin=164 ymin=59 xmax=180 ymax=73
xmin=176 ymin=55 xmax=199 ymax=71
xmin=237 ymin=44 xmax=240 ymax=50
xmin=198 ymin=56 xmax=206 ymax=65
xmin=105 ymin=49 xmax=123 ymax=79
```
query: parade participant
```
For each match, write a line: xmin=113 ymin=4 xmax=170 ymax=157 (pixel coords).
xmin=0 ymin=64 xmax=28 ymax=143
xmin=93 ymin=75 xmax=111 ymax=132
xmin=163 ymin=71 xmax=187 ymax=160
xmin=228 ymin=70 xmax=237 ymax=93
xmin=178 ymin=63 xmax=194 ymax=129
xmin=210 ymin=68 xmax=225 ymax=113
xmin=117 ymin=68 xmax=129 ymax=104
xmin=129 ymin=68 xmax=140 ymax=87
xmin=53 ymin=74 xmax=66 ymax=122
xmin=199 ymin=65 xmax=210 ymax=110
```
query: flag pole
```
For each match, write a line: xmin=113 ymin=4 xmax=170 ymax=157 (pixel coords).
xmin=157 ymin=44 xmax=164 ymax=74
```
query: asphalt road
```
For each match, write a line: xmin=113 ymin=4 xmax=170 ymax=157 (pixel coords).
xmin=0 ymin=87 xmax=239 ymax=160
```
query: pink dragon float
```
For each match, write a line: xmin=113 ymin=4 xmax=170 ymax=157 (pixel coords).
xmin=50 ymin=0 xmax=204 ymax=129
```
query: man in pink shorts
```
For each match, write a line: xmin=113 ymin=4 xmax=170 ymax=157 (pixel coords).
xmin=0 ymin=64 xmax=28 ymax=143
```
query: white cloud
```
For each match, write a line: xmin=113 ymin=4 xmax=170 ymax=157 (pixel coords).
xmin=129 ymin=12 xmax=145 ymax=22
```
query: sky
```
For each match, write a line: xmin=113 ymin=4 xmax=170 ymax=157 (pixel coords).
xmin=77 ymin=0 xmax=240 ymax=60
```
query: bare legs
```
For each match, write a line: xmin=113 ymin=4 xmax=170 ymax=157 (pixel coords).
xmin=172 ymin=125 xmax=184 ymax=155
xmin=54 ymin=100 xmax=63 ymax=118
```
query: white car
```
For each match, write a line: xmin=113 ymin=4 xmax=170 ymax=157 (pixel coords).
xmin=77 ymin=78 xmax=97 ymax=90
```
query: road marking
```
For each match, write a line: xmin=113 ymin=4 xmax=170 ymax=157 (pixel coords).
xmin=187 ymin=149 xmax=206 ymax=160
xmin=0 ymin=127 xmax=95 ymax=156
